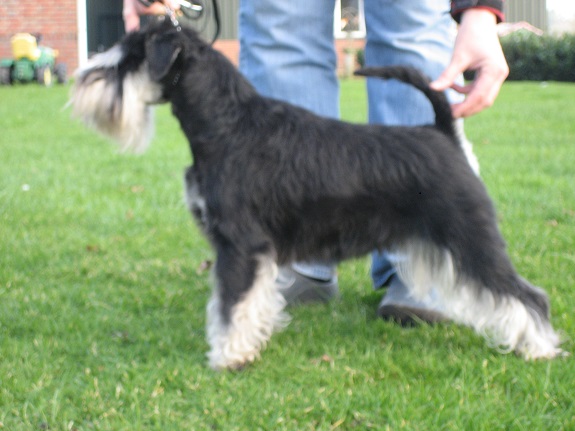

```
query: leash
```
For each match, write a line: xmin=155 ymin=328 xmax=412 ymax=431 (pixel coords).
xmin=164 ymin=5 xmax=183 ymax=31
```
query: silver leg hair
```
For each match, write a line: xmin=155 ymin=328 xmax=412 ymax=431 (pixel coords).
xmin=207 ymin=256 xmax=290 ymax=370
xmin=394 ymin=240 xmax=562 ymax=360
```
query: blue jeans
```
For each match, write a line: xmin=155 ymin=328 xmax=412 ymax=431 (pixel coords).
xmin=239 ymin=0 xmax=465 ymax=288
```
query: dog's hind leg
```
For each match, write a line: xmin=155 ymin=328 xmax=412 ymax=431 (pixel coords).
xmin=206 ymin=251 xmax=290 ymax=370
xmin=394 ymin=239 xmax=563 ymax=360
xmin=446 ymin=274 xmax=562 ymax=360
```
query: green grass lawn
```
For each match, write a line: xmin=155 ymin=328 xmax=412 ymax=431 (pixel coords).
xmin=0 ymin=80 xmax=574 ymax=431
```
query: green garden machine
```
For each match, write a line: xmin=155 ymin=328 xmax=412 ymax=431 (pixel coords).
xmin=0 ymin=33 xmax=67 ymax=86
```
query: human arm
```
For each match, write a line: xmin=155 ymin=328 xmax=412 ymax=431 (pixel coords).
xmin=430 ymin=2 xmax=509 ymax=118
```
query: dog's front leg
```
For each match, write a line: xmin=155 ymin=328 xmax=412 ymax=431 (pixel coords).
xmin=206 ymin=251 xmax=290 ymax=370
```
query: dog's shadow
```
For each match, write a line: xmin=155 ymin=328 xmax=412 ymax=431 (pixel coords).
xmin=272 ymin=279 xmax=482 ymax=365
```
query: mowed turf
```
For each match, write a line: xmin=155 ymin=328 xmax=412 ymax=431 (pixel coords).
xmin=0 ymin=80 xmax=574 ymax=430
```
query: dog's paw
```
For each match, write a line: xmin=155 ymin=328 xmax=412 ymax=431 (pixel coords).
xmin=207 ymin=345 xmax=260 ymax=371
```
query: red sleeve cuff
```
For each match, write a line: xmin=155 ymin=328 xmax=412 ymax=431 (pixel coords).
xmin=451 ymin=1 xmax=505 ymax=23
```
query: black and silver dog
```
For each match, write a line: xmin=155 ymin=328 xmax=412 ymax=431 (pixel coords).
xmin=71 ymin=18 xmax=563 ymax=370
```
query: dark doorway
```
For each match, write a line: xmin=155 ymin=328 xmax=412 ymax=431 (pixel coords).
xmin=86 ymin=0 xmax=124 ymax=54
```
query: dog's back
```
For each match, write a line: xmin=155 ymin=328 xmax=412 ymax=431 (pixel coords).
xmin=354 ymin=66 xmax=455 ymax=139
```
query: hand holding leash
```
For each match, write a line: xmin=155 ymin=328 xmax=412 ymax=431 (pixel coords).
xmin=137 ymin=0 xmax=205 ymax=19
xmin=136 ymin=0 xmax=219 ymax=42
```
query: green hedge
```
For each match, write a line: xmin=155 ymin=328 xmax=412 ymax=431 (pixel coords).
xmin=501 ymin=31 xmax=575 ymax=82
xmin=356 ymin=32 xmax=575 ymax=83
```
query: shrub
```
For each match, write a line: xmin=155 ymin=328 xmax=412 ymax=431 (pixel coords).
xmin=355 ymin=32 xmax=575 ymax=82
xmin=356 ymin=48 xmax=365 ymax=68
xmin=501 ymin=31 xmax=575 ymax=82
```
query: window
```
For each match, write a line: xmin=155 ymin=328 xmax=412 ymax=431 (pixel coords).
xmin=334 ymin=0 xmax=365 ymax=38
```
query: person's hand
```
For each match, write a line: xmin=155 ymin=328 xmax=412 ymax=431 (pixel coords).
xmin=430 ymin=9 xmax=509 ymax=118
xmin=134 ymin=0 xmax=181 ymax=16
xmin=124 ymin=0 xmax=182 ymax=32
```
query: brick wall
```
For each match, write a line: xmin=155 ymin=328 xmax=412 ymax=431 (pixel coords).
xmin=0 ymin=0 xmax=78 ymax=76
xmin=213 ymin=40 xmax=240 ymax=66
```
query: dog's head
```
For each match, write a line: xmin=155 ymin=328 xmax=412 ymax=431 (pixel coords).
xmin=70 ymin=18 xmax=204 ymax=153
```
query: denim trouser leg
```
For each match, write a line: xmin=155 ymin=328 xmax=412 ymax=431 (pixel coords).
xmin=239 ymin=0 xmax=339 ymax=280
xmin=239 ymin=0 xmax=339 ymax=119
xmin=239 ymin=0 xmax=471 ymax=287
xmin=364 ymin=0 xmax=465 ymax=288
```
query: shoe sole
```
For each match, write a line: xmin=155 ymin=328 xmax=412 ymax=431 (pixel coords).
xmin=277 ymin=268 xmax=338 ymax=305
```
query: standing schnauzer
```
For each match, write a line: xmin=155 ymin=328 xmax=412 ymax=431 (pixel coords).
xmin=71 ymin=18 xmax=563 ymax=370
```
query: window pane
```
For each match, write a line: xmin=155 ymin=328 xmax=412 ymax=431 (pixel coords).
xmin=340 ymin=0 xmax=360 ymax=32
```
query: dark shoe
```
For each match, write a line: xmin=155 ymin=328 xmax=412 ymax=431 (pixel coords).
xmin=377 ymin=276 xmax=447 ymax=325
xmin=276 ymin=266 xmax=339 ymax=305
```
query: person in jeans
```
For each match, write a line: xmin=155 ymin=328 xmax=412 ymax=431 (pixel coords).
xmin=239 ymin=0 xmax=508 ymax=323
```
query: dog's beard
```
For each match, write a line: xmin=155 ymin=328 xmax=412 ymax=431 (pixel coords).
xmin=71 ymin=49 xmax=161 ymax=153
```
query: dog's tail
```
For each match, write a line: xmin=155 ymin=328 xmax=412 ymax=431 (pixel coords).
xmin=354 ymin=66 xmax=455 ymax=139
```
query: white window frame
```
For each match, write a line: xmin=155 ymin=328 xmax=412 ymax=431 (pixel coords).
xmin=334 ymin=0 xmax=366 ymax=39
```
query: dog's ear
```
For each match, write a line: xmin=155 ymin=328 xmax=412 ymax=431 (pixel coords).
xmin=146 ymin=33 xmax=183 ymax=81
